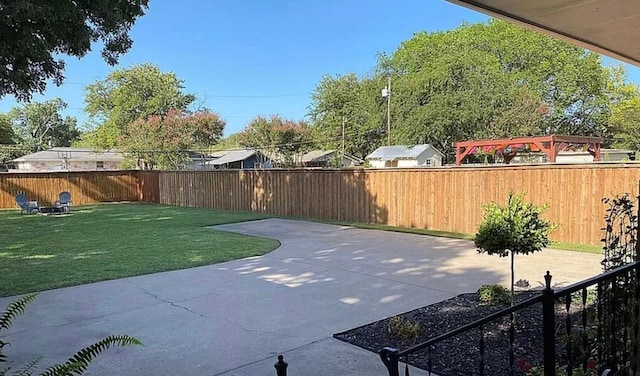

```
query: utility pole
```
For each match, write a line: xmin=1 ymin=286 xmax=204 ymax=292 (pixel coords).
xmin=342 ymin=116 xmax=346 ymax=157
xmin=382 ymin=76 xmax=391 ymax=146
xmin=387 ymin=76 xmax=391 ymax=146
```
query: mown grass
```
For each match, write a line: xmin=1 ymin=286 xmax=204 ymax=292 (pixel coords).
xmin=0 ymin=203 xmax=278 ymax=297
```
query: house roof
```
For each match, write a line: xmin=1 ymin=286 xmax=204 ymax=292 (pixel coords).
xmin=301 ymin=150 xmax=364 ymax=164
xmin=366 ymin=144 xmax=444 ymax=161
xmin=208 ymin=149 xmax=258 ymax=165
xmin=209 ymin=150 xmax=228 ymax=158
xmin=12 ymin=147 xmax=125 ymax=162
xmin=446 ymin=0 xmax=640 ymax=67
xmin=301 ymin=150 xmax=335 ymax=162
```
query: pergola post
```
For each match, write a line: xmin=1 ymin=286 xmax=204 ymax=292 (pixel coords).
xmin=549 ymin=138 xmax=558 ymax=162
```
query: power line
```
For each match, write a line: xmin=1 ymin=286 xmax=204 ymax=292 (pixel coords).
xmin=205 ymin=93 xmax=310 ymax=98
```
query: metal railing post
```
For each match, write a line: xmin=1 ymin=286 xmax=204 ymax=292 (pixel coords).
xmin=542 ymin=271 xmax=556 ymax=376
xmin=275 ymin=354 xmax=288 ymax=376
xmin=380 ymin=347 xmax=400 ymax=376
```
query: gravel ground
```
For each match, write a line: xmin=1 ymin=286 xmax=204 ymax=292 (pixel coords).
xmin=334 ymin=291 xmax=583 ymax=376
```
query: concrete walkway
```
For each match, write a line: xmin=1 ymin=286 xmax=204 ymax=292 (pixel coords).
xmin=1 ymin=219 xmax=602 ymax=375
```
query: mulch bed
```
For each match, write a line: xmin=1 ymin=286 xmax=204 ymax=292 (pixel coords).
xmin=334 ymin=291 xmax=582 ymax=376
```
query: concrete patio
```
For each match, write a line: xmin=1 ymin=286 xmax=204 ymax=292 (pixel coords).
xmin=0 ymin=219 xmax=602 ymax=375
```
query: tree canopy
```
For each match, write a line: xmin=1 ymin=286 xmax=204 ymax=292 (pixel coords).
xmin=84 ymin=63 xmax=196 ymax=148
xmin=238 ymin=115 xmax=312 ymax=167
xmin=309 ymin=73 xmax=387 ymax=159
xmin=121 ymin=109 xmax=225 ymax=170
xmin=308 ymin=19 xmax=635 ymax=161
xmin=0 ymin=0 xmax=149 ymax=101
xmin=7 ymin=98 xmax=80 ymax=153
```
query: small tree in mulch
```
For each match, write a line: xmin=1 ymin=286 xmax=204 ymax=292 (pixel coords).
xmin=475 ymin=191 xmax=556 ymax=306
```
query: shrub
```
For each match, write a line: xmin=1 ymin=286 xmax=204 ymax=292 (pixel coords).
xmin=475 ymin=191 xmax=555 ymax=306
xmin=476 ymin=284 xmax=511 ymax=306
xmin=388 ymin=316 xmax=421 ymax=340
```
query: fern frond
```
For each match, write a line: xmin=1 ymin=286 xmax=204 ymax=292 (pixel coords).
xmin=39 ymin=335 xmax=142 ymax=376
xmin=0 ymin=294 xmax=38 ymax=331
xmin=0 ymin=339 xmax=8 ymax=362
xmin=11 ymin=356 xmax=41 ymax=376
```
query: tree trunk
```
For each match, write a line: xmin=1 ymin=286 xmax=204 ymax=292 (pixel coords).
xmin=511 ymin=250 xmax=515 ymax=307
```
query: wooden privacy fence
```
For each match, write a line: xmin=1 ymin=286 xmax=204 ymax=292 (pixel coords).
xmin=2 ymin=165 xmax=639 ymax=245
xmin=0 ymin=171 xmax=145 ymax=207
xmin=152 ymin=164 xmax=640 ymax=246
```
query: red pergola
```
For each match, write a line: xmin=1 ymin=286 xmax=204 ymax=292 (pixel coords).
xmin=453 ymin=135 xmax=603 ymax=166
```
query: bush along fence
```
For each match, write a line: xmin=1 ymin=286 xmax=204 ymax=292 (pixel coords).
xmin=379 ymin=263 xmax=640 ymax=376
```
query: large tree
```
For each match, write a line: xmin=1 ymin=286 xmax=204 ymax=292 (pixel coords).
xmin=309 ymin=73 xmax=387 ymax=159
xmin=84 ymin=63 xmax=196 ymax=148
xmin=0 ymin=113 xmax=14 ymax=144
xmin=309 ymin=19 xmax=615 ymax=160
xmin=0 ymin=113 xmax=18 ymax=167
xmin=238 ymin=115 xmax=312 ymax=167
xmin=7 ymin=98 xmax=80 ymax=152
xmin=0 ymin=0 xmax=149 ymax=101
xmin=384 ymin=20 xmax=611 ymax=155
xmin=606 ymin=66 xmax=640 ymax=151
xmin=121 ymin=109 xmax=225 ymax=170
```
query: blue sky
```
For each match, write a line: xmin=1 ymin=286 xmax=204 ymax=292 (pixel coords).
xmin=1 ymin=0 xmax=639 ymax=136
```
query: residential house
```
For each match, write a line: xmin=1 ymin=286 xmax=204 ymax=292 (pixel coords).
xmin=300 ymin=150 xmax=363 ymax=168
xmin=507 ymin=148 xmax=636 ymax=165
xmin=9 ymin=147 xmax=125 ymax=172
xmin=366 ymin=144 xmax=444 ymax=168
xmin=556 ymin=149 xmax=636 ymax=163
xmin=206 ymin=149 xmax=272 ymax=169
xmin=183 ymin=151 xmax=220 ymax=170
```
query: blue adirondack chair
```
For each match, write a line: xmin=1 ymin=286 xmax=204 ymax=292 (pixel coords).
xmin=15 ymin=193 xmax=39 ymax=214
xmin=57 ymin=191 xmax=72 ymax=213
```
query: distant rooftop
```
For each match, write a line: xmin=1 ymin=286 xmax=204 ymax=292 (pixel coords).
xmin=208 ymin=149 xmax=257 ymax=165
xmin=12 ymin=147 xmax=124 ymax=162
xmin=366 ymin=144 xmax=443 ymax=160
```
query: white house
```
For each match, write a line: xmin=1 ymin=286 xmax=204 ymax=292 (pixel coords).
xmin=366 ymin=144 xmax=444 ymax=168
xmin=10 ymin=147 xmax=125 ymax=172
xmin=555 ymin=149 xmax=636 ymax=163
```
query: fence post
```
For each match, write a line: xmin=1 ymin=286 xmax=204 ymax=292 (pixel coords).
xmin=379 ymin=347 xmax=400 ymax=376
xmin=542 ymin=271 xmax=556 ymax=376
xmin=274 ymin=354 xmax=287 ymax=376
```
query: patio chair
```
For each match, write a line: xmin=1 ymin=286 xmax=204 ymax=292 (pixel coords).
xmin=56 ymin=191 xmax=72 ymax=213
xmin=15 ymin=193 xmax=39 ymax=214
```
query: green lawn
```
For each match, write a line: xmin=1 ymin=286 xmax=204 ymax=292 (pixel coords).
xmin=0 ymin=204 xmax=279 ymax=297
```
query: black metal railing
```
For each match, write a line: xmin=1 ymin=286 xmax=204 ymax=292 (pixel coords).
xmin=380 ymin=261 xmax=640 ymax=376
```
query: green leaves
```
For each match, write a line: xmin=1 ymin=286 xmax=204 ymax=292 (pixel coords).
xmin=475 ymin=191 xmax=556 ymax=257
xmin=238 ymin=115 xmax=312 ymax=167
xmin=309 ymin=74 xmax=386 ymax=159
xmin=121 ymin=110 xmax=226 ymax=170
xmin=1 ymin=295 xmax=141 ymax=376
xmin=309 ymin=19 xmax=621 ymax=161
xmin=7 ymin=99 xmax=80 ymax=153
xmin=0 ymin=293 xmax=38 ymax=332
xmin=0 ymin=0 xmax=149 ymax=101
xmin=84 ymin=63 xmax=196 ymax=149
xmin=40 ymin=335 xmax=142 ymax=376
